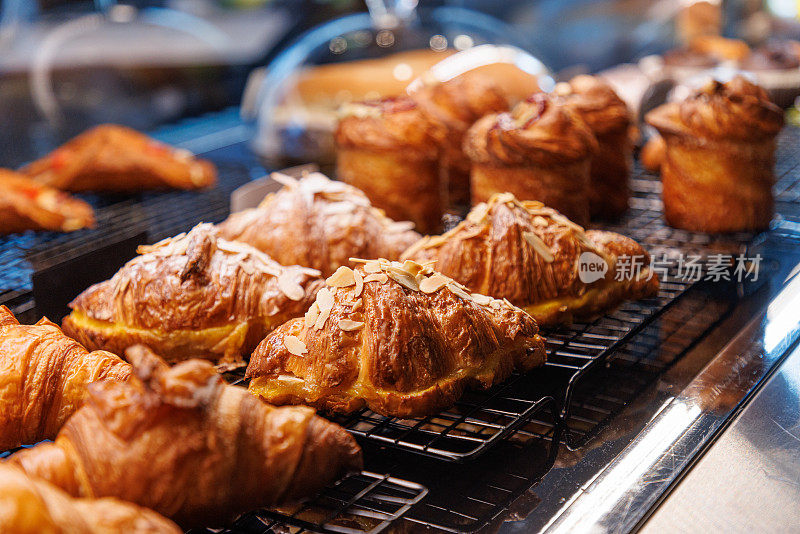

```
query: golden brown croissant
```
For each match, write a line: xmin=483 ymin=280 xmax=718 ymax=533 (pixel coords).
xmin=0 ymin=306 xmax=131 ymax=452
xmin=334 ymin=97 xmax=448 ymax=233
xmin=0 ymin=463 xmax=180 ymax=534
xmin=410 ymin=75 xmax=510 ymax=207
xmin=553 ymin=75 xmax=633 ymax=219
xmin=246 ymin=259 xmax=546 ymax=417
xmin=402 ymin=193 xmax=660 ymax=326
xmin=8 ymin=345 xmax=363 ymax=528
xmin=22 ymin=124 xmax=216 ymax=192
xmin=0 ymin=169 xmax=95 ymax=234
xmin=62 ymin=223 xmax=324 ymax=368
xmin=463 ymin=93 xmax=598 ymax=227
xmin=645 ymin=76 xmax=784 ymax=232
xmin=218 ymin=171 xmax=421 ymax=276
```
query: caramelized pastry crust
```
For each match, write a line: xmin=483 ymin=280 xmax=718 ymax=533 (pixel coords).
xmin=8 ymin=346 xmax=362 ymax=528
xmin=335 ymin=97 xmax=447 ymax=233
xmin=246 ymin=259 xmax=546 ymax=417
xmin=62 ymin=223 xmax=323 ymax=368
xmin=0 ymin=464 xmax=181 ymax=534
xmin=464 ymin=93 xmax=598 ymax=226
xmin=22 ymin=124 xmax=216 ymax=192
xmin=218 ymin=172 xmax=421 ymax=276
xmin=403 ymin=193 xmax=659 ymax=325
xmin=646 ymin=76 xmax=784 ymax=232
xmin=0 ymin=169 xmax=95 ymax=234
xmin=0 ymin=306 xmax=131 ymax=451
xmin=411 ymin=75 xmax=510 ymax=206
xmin=554 ymin=75 xmax=633 ymax=218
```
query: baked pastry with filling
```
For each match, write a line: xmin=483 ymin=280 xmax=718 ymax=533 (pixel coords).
xmin=463 ymin=93 xmax=598 ymax=227
xmin=246 ymin=258 xmax=546 ymax=417
xmin=217 ymin=171 xmax=421 ymax=276
xmin=645 ymin=76 xmax=784 ymax=232
xmin=553 ymin=75 xmax=633 ymax=218
xmin=0 ymin=463 xmax=181 ymax=534
xmin=402 ymin=193 xmax=659 ymax=325
xmin=410 ymin=75 xmax=510 ymax=207
xmin=22 ymin=124 xmax=216 ymax=192
xmin=0 ymin=306 xmax=131 ymax=452
xmin=334 ymin=97 xmax=447 ymax=233
xmin=0 ymin=169 xmax=94 ymax=234
xmin=8 ymin=346 xmax=362 ymax=528
xmin=62 ymin=223 xmax=323 ymax=368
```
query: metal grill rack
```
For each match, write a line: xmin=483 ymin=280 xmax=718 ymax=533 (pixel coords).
xmin=190 ymin=472 xmax=427 ymax=534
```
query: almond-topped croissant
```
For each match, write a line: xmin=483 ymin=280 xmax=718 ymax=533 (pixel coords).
xmin=0 ymin=463 xmax=181 ymax=534
xmin=463 ymin=93 xmax=598 ymax=227
xmin=646 ymin=76 xmax=784 ymax=232
xmin=22 ymin=124 xmax=216 ymax=192
xmin=0 ymin=169 xmax=95 ymax=234
xmin=8 ymin=346 xmax=363 ymax=528
xmin=410 ymin=75 xmax=510 ymax=207
xmin=0 ymin=306 xmax=131 ymax=451
xmin=218 ymin=172 xmax=421 ymax=276
xmin=62 ymin=223 xmax=324 ymax=368
xmin=335 ymin=97 xmax=448 ymax=233
xmin=246 ymin=259 xmax=546 ymax=418
xmin=402 ymin=193 xmax=659 ymax=326
xmin=552 ymin=75 xmax=633 ymax=219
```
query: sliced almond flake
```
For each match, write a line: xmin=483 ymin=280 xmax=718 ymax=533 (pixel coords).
xmin=239 ymin=262 xmax=255 ymax=276
xmin=271 ymin=172 xmax=299 ymax=188
xmin=323 ymin=201 xmax=357 ymax=215
xmin=447 ymin=282 xmax=473 ymax=301
xmin=402 ymin=260 xmax=423 ymax=277
xmin=326 ymin=266 xmax=355 ymax=287
xmin=338 ymin=319 xmax=365 ymax=332
xmin=314 ymin=306 xmax=332 ymax=330
xmin=466 ymin=202 xmax=490 ymax=224
xmin=304 ymin=302 xmax=319 ymax=328
xmin=353 ymin=270 xmax=364 ymax=297
xmin=387 ymin=270 xmax=420 ymax=292
xmin=388 ymin=221 xmax=415 ymax=232
xmin=278 ymin=272 xmax=305 ymax=301
xmin=471 ymin=293 xmax=494 ymax=306
xmin=349 ymin=257 xmax=369 ymax=264
xmin=363 ymin=273 xmax=388 ymax=284
xmin=459 ymin=226 xmax=484 ymax=240
xmin=420 ymin=235 xmax=449 ymax=249
xmin=364 ymin=261 xmax=382 ymax=273
xmin=523 ymin=231 xmax=555 ymax=263
xmin=490 ymin=300 xmax=502 ymax=309
xmin=299 ymin=267 xmax=322 ymax=277
xmin=533 ymin=216 xmax=549 ymax=227
xmin=494 ymin=192 xmax=516 ymax=204
xmin=316 ymin=287 xmax=334 ymax=313
xmin=284 ymin=335 xmax=307 ymax=356
xmin=419 ymin=274 xmax=449 ymax=293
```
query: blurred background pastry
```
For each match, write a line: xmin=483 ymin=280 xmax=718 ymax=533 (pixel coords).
xmin=464 ymin=92 xmax=598 ymax=226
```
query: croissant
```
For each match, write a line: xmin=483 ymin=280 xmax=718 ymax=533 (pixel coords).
xmin=7 ymin=345 xmax=363 ymax=528
xmin=22 ymin=124 xmax=216 ymax=192
xmin=646 ymin=76 xmax=783 ymax=232
xmin=0 ymin=463 xmax=180 ymax=534
xmin=218 ymin=171 xmax=421 ymax=276
xmin=463 ymin=93 xmax=598 ymax=227
xmin=0 ymin=306 xmax=131 ymax=452
xmin=410 ymin=75 xmax=510 ymax=207
xmin=0 ymin=169 xmax=94 ymax=234
xmin=553 ymin=75 xmax=633 ymax=219
xmin=246 ymin=259 xmax=546 ymax=417
xmin=335 ymin=97 xmax=448 ymax=233
xmin=402 ymin=193 xmax=659 ymax=326
xmin=62 ymin=223 xmax=324 ymax=368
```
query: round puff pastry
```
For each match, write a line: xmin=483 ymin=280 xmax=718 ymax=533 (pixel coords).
xmin=646 ymin=76 xmax=784 ymax=233
xmin=553 ymin=75 xmax=633 ymax=219
xmin=217 ymin=171 xmax=421 ymax=276
xmin=403 ymin=193 xmax=659 ymax=326
xmin=335 ymin=97 xmax=447 ymax=234
xmin=246 ymin=259 xmax=546 ymax=418
xmin=411 ymin=75 xmax=510 ymax=207
xmin=463 ymin=93 xmax=598 ymax=227
xmin=62 ymin=223 xmax=323 ymax=368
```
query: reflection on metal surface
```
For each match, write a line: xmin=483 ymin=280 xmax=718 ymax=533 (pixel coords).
xmin=540 ymin=258 xmax=800 ymax=534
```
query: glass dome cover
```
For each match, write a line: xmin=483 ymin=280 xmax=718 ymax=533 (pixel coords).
xmin=251 ymin=1 xmax=552 ymax=166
